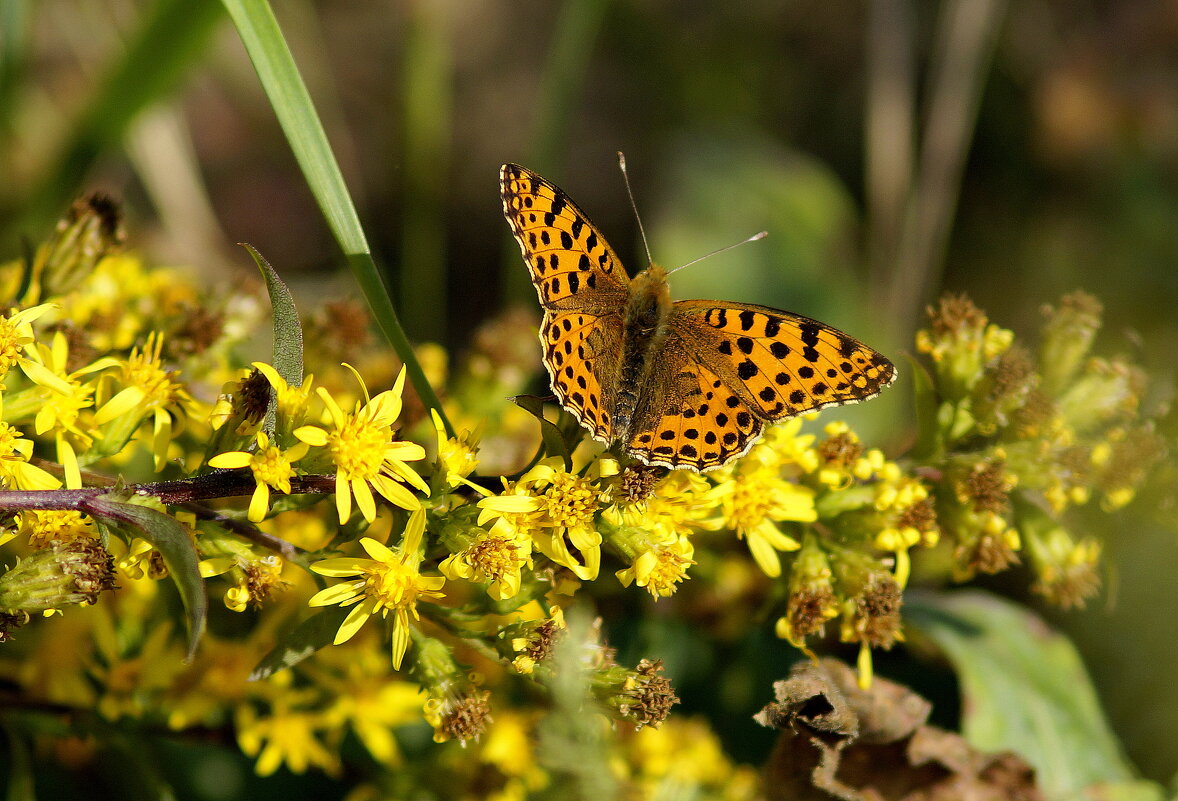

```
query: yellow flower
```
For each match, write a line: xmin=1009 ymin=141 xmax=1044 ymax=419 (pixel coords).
xmin=430 ymin=407 xmax=482 ymax=491
xmin=479 ymin=458 xmax=603 ymax=580
xmin=604 ymin=469 xmax=717 ymax=541
xmin=208 ymin=431 xmax=310 ymax=522
xmin=308 ymin=509 xmax=446 ymax=669
xmin=318 ymin=649 xmax=426 ymax=764
xmin=199 ymin=554 xmax=286 ymax=611
xmin=94 ymin=332 xmax=195 ymax=471
xmin=0 ymin=303 xmax=57 ymax=383
xmin=0 ymin=416 xmax=60 ymax=490
xmin=18 ymin=509 xmax=96 ymax=549
xmin=253 ymin=361 xmax=314 ymax=430
xmin=615 ymin=533 xmax=694 ymax=599
xmin=439 ymin=524 xmax=533 ymax=601
xmin=13 ymin=330 xmax=118 ymax=487
xmin=706 ymin=461 xmax=814 ymax=578
xmin=295 ymin=366 xmax=428 ymax=524
xmin=235 ymin=693 xmax=340 ymax=777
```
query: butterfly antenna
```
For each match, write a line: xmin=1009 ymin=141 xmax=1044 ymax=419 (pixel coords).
xmin=617 ymin=151 xmax=655 ymax=266
xmin=666 ymin=230 xmax=769 ymax=276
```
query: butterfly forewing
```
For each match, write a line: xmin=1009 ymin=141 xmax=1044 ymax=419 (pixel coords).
xmin=500 ymin=164 xmax=629 ymax=308
xmin=541 ymin=309 xmax=624 ymax=442
xmin=672 ymin=301 xmax=896 ymax=421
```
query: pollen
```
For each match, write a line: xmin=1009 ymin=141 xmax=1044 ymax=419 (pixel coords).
xmin=122 ymin=333 xmax=183 ymax=408
xmin=542 ymin=471 xmax=600 ymax=530
xmin=466 ymin=535 xmax=520 ymax=582
xmin=252 ymin=446 xmax=296 ymax=492
xmin=365 ymin=557 xmax=425 ymax=611
xmin=329 ymin=417 xmax=391 ymax=479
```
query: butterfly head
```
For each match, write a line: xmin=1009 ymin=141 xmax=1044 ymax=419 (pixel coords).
xmin=626 ymin=264 xmax=672 ymax=336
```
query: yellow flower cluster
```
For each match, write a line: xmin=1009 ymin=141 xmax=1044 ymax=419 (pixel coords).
xmin=0 ymin=203 xmax=1166 ymax=794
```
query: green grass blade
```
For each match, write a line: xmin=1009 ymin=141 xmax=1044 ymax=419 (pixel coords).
xmin=221 ymin=0 xmax=453 ymax=436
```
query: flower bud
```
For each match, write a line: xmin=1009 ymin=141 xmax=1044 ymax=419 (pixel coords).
xmin=0 ymin=539 xmax=116 ymax=613
xmin=36 ymin=194 xmax=125 ymax=299
xmin=1039 ymin=290 xmax=1101 ymax=395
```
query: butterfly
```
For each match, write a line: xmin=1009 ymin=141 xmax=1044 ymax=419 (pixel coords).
xmin=499 ymin=163 xmax=896 ymax=472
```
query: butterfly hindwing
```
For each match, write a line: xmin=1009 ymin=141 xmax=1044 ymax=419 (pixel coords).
xmin=671 ymin=301 xmax=896 ymax=422
xmin=626 ymin=339 xmax=763 ymax=471
xmin=500 ymin=164 xmax=629 ymax=308
xmin=541 ymin=309 xmax=624 ymax=442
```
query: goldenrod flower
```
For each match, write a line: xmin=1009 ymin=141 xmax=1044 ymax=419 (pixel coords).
xmin=235 ymin=693 xmax=340 ymax=777
xmin=0 ymin=304 xmax=57 ymax=383
xmin=604 ymin=469 xmax=717 ymax=541
xmin=0 ymin=539 xmax=116 ymax=614
xmin=19 ymin=509 xmax=96 ymax=549
xmin=430 ymin=407 xmax=483 ymax=491
xmin=254 ymin=361 xmax=314 ymax=431
xmin=916 ymin=293 xmax=1013 ymax=401
xmin=319 ymin=653 xmax=426 ymax=764
xmin=208 ymin=431 xmax=310 ymax=522
xmin=439 ymin=521 xmax=532 ymax=600
xmin=94 ymin=332 xmax=195 ymax=471
xmin=200 ymin=554 xmax=286 ymax=611
xmin=614 ymin=534 xmax=694 ymax=599
xmin=0 ymin=416 xmax=60 ymax=490
xmin=295 ymin=366 xmax=427 ymax=524
xmin=308 ymin=509 xmax=446 ymax=669
xmin=15 ymin=330 xmax=118 ymax=487
xmin=479 ymin=458 xmax=604 ymax=580
xmin=777 ymin=534 xmax=839 ymax=648
xmin=749 ymin=417 xmax=819 ymax=475
xmin=706 ymin=462 xmax=813 ymax=578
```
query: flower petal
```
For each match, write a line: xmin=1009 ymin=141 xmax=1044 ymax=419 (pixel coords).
xmin=359 ymin=537 xmax=396 ymax=562
xmin=371 ymin=474 xmax=421 ymax=511
xmin=248 ymin=483 xmax=270 ymax=523
xmin=310 ymin=557 xmax=369 ymax=577
xmin=334 ymin=599 xmax=376 ymax=644
xmin=309 ymin=583 xmax=362 ymax=606
xmin=208 ymin=451 xmax=252 ymax=469
xmin=94 ymin=386 xmax=145 ymax=424
xmin=294 ymin=425 xmax=328 ymax=447
xmin=352 ymin=477 xmax=377 ymax=523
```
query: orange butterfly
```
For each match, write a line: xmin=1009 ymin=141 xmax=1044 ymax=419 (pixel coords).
xmin=500 ymin=163 xmax=896 ymax=471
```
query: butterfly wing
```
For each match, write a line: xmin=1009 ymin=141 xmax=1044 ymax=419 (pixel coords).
xmin=500 ymin=164 xmax=630 ymax=308
xmin=540 ymin=309 xmax=625 ymax=443
xmin=500 ymin=164 xmax=632 ymax=442
xmin=624 ymin=334 xmax=765 ymax=471
xmin=670 ymin=301 xmax=896 ymax=422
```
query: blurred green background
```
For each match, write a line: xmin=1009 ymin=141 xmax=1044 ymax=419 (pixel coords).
xmin=2 ymin=0 xmax=1176 ymax=786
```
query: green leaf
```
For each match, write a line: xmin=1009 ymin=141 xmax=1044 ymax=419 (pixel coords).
xmin=511 ymin=394 xmax=580 ymax=471
xmin=249 ymin=604 xmax=350 ymax=681
xmin=85 ymin=496 xmax=207 ymax=660
xmin=906 ymin=353 xmax=941 ymax=460
xmin=240 ymin=243 xmax=303 ymax=388
xmin=906 ymin=590 xmax=1163 ymax=801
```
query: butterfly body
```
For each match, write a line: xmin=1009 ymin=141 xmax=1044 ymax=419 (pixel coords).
xmin=614 ymin=264 xmax=673 ymax=438
xmin=500 ymin=163 xmax=896 ymax=472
